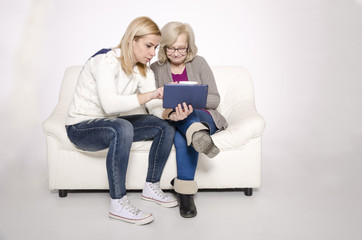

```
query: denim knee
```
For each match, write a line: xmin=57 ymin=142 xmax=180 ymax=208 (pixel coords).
xmin=111 ymin=118 xmax=134 ymax=141
xmin=153 ymin=118 xmax=175 ymax=142
xmin=163 ymin=121 xmax=176 ymax=142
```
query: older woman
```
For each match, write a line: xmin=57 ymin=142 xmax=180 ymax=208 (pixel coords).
xmin=65 ymin=17 xmax=177 ymax=225
xmin=151 ymin=22 xmax=227 ymax=218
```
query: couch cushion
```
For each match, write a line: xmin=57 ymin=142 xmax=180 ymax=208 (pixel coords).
xmin=43 ymin=65 xmax=265 ymax=152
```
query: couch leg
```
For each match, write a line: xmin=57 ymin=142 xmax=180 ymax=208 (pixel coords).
xmin=59 ymin=190 xmax=68 ymax=198
xmin=244 ymin=188 xmax=253 ymax=196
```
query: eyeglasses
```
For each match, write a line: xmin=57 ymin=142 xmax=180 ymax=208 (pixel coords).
xmin=165 ymin=46 xmax=188 ymax=54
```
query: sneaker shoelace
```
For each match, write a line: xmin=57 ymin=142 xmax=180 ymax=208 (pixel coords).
xmin=120 ymin=199 xmax=142 ymax=215
xmin=150 ymin=182 xmax=167 ymax=199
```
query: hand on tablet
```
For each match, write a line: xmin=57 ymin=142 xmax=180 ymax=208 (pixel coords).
xmin=152 ymin=87 xmax=164 ymax=99
xmin=137 ymin=87 xmax=164 ymax=105
xmin=169 ymin=102 xmax=193 ymax=121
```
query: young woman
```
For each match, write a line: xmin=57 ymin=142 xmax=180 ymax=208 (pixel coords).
xmin=65 ymin=17 xmax=177 ymax=225
xmin=151 ymin=22 xmax=228 ymax=218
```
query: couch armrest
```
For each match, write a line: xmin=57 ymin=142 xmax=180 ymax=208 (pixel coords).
xmin=215 ymin=100 xmax=265 ymax=149
xmin=42 ymin=102 xmax=74 ymax=150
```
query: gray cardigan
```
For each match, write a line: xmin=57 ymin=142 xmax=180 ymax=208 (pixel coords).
xmin=151 ymin=56 xmax=228 ymax=130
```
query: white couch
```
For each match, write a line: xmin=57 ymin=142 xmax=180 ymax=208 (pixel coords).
xmin=42 ymin=65 xmax=266 ymax=197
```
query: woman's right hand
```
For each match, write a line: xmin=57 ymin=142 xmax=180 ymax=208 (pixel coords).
xmin=151 ymin=87 xmax=164 ymax=100
xmin=138 ymin=87 xmax=164 ymax=105
xmin=169 ymin=102 xmax=193 ymax=121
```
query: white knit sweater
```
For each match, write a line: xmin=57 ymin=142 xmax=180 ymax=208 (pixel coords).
xmin=65 ymin=48 xmax=164 ymax=125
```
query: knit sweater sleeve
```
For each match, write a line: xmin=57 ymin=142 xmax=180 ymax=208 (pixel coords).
xmin=138 ymin=68 xmax=164 ymax=119
xmin=91 ymin=51 xmax=140 ymax=115
xmin=195 ymin=56 xmax=220 ymax=109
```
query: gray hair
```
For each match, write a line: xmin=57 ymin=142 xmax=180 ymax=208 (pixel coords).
xmin=157 ymin=22 xmax=198 ymax=64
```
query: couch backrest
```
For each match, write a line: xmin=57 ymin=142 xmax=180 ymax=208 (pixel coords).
xmin=57 ymin=65 xmax=256 ymax=118
xmin=211 ymin=66 xmax=255 ymax=118
xmin=59 ymin=65 xmax=83 ymax=103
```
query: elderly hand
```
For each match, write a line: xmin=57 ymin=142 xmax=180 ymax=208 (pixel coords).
xmin=169 ymin=102 xmax=193 ymax=121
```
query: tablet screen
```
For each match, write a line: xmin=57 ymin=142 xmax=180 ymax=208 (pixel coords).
xmin=163 ymin=84 xmax=208 ymax=109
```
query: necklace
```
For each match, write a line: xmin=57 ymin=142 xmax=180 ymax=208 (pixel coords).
xmin=170 ymin=64 xmax=185 ymax=74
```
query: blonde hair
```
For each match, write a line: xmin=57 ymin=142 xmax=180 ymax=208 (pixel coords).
xmin=158 ymin=22 xmax=198 ymax=64
xmin=116 ymin=16 xmax=161 ymax=77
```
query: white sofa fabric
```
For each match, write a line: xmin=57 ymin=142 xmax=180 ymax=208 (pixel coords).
xmin=42 ymin=65 xmax=266 ymax=197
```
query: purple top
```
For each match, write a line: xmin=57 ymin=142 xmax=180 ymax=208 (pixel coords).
xmin=171 ymin=68 xmax=188 ymax=83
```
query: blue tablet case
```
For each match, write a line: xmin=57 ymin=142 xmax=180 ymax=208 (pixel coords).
xmin=163 ymin=84 xmax=208 ymax=109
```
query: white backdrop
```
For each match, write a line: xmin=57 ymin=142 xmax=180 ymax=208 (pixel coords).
xmin=1 ymin=0 xmax=362 ymax=194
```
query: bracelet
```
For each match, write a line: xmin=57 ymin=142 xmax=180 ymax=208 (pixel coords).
xmin=167 ymin=110 xmax=176 ymax=119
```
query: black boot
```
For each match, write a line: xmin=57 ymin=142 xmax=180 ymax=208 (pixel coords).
xmin=171 ymin=178 xmax=198 ymax=218
xmin=177 ymin=193 xmax=197 ymax=218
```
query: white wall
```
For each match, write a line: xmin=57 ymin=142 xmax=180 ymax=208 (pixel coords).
xmin=1 ymin=0 xmax=362 ymax=180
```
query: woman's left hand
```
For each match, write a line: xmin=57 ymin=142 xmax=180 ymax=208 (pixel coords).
xmin=169 ymin=102 xmax=193 ymax=121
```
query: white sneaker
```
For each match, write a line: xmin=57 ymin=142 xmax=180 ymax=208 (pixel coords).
xmin=142 ymin=182 xmax=178 ymax=208
xmin=109 ymin=195 xmax=154 ymax=225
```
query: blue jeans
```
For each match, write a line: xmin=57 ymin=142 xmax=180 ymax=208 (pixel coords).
xmin=66 ymin=115 xmax=175 ymax=199
xmin=171 ymin=110 xmax=218 ymax=180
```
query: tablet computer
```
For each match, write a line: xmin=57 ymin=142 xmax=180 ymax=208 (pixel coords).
xmin=163 ymin=84 xmax=208 ymax=109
